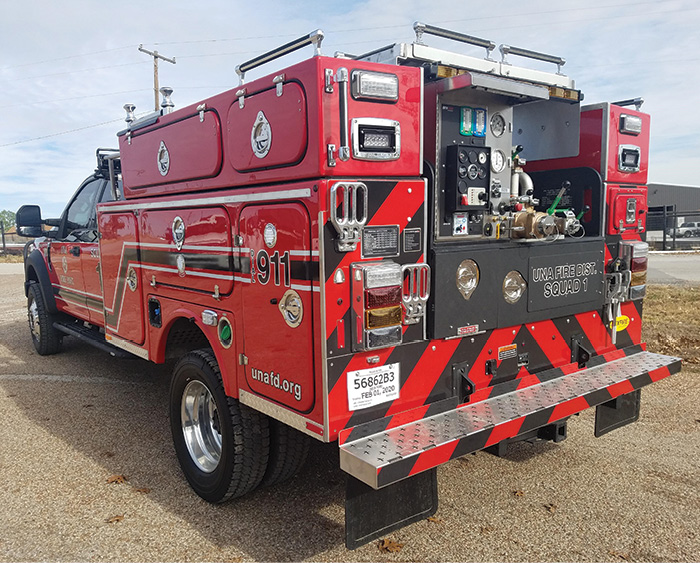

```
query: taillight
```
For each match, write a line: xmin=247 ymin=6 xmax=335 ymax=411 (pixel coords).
xmin=620 ymin=241 xmax=648 ymax=299
xmin=351 ymin=262 xmax=403 ymax=351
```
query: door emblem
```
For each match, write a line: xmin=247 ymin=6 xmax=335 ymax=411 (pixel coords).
xmin=264 ymin=223 xmax=277 ymax=248
xmin=126 ymin=266 xmax=138 ymax=292
xmin=157 ymin=141 xmax=170 ymax=176
xmin=61 ymin=256 xmax=68 ymax=274
xmin=176 ymin=254 xmax=186 ymax=277
xmin=251 ymin=111 xmax=272 ymax=158
xmin=172 ymin=216 xmax=185 ymax=250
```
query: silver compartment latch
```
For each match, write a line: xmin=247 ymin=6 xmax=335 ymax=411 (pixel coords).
xmin=273 ymin=73 xmax=285 ymax=97
xmin=197 ymin=103 xmax=206 ymax=122
xmin=236 ymin=88 xmax=247 ymax=109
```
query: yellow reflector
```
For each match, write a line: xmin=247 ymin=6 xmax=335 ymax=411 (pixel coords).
xmin=548 ymin=86 xmax=580 ymax=102
xmin=365 ymin=306 xmax=402 ymax=330
xmin=436 ymin=65 xmax=466 ymax=78
xmin=631 ymin=271 xmax=647 ymax=287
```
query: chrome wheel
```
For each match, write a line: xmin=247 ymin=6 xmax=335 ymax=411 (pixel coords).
xmin=28 ymin=299 xmax=41 ymax=341
xmin=181 ymin=380 xmax=222 ymax=473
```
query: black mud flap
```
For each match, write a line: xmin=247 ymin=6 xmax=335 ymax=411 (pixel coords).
xmin=595 ymin=389 xmax=641 ymax=437
xmin=345 ymin=468 xmax=438 ymax=549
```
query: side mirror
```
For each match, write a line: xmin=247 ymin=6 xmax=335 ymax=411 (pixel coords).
xmin=16 ymin=205 xmax=43 ymax=237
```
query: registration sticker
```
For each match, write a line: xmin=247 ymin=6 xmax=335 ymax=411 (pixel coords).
xmin=347 ymin=362 xmax=400 ymax=411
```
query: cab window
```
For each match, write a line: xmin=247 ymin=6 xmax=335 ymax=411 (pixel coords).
xmin=63 ymin=179 xmax=103 ymax=238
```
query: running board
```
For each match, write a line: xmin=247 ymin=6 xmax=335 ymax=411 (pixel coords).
xmin=339 ymin=350 xmax=681 ymax=489
xmin=53 ymin=321 xmax=137 ymax=359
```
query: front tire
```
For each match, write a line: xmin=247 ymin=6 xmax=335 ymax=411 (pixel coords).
xmin=27 ymin=282 xmax=62 ymax=355
xmin=170 ymin=349 xmax=269 ymax=503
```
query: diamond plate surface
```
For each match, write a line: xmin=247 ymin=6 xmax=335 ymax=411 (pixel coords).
xmin=340 ymin=351 xmax=679 ymax=478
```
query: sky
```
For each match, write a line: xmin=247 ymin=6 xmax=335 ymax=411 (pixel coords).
xmin=1 ymin=0 xmax=699 ymax=218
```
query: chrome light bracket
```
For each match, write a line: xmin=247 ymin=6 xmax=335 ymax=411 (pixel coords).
xmin=330 ymin=182 xmax=368 ymax=252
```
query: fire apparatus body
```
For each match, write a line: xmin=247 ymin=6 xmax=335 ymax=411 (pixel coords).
xmin=16 ymin=24 xmax=681 ymax=548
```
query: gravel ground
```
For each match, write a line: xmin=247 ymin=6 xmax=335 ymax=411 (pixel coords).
xmin=0 ymin=263 xmax=698 ymax=562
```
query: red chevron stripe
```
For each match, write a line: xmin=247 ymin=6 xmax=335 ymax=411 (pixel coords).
xmin=575 ymin=310 xmax=611 ymax=355
xmin=385 ymin=339 xmax=461 ymax=416
xmin=485 ymin=418 xmax=524 ymax=447
xmin=549 ymin=396 xmax=590 ymax=423
xmin=648 ymin=365 xmax=671 ymax=382
xmin=408 ymin=440 xmax=459 ymax=476
xmin=607 ymin=379 xmax=634 ymax=398
xmin=527 ymin=319 xmax=572 ymax=367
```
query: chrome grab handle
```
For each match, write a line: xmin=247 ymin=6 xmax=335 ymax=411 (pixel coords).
xmin=402 ymin=263 xmax=430 ymax=325
xmin=329 ymin=182 xmax=368 ymax=252
xmin=235 ymin=30 xmax=324 ymax=85
xmin=612 ymin=97 xmax=644 ymax=110
xmin=335 ymin=67 xmax=350 ymax=161
xmin=413 ymin=22 xmax=495 ymax=59
xmin=500 ymin=44 xmax=566 ymax=74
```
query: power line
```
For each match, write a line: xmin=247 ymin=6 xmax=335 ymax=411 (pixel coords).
xmin=0 ymin=45 xmax=137 ymax=71
xmin=0 ymin=116 xmax=139 ymax=148
xmin=0 ymin=89 xmax=148 ymax=110
xmin=6 ymin=61 xmax=149 ymax=82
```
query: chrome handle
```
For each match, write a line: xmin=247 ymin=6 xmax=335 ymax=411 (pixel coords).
xmin=413 ymin=22 xmax=495 ymax=59
xmin=235 ymin=30 xmax=324 ymax=85
xmin=336 ymin=67 xmax=350 ymax=161
xmin=500 ymin=44 xmax=565 ymax=74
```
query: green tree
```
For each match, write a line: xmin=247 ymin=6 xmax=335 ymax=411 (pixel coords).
xmin=0 ymin=210 xmax=16 ymax=230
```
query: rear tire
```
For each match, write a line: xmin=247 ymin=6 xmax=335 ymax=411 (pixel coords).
xmin=684 ymin=231 xmax=692 ymax=238
xmin=27 ymin=281 xmax=62 ymax=355
xmin=262 ymin=419 xmax=310 ymax=487
xmin=170 ymin=349 xmax=269 ymax=502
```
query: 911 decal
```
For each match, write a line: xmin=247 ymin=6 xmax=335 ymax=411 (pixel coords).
xmin=347 ymin=363 xmax=400 ymax=411
xmin=252 ymin=249 xmax=291 ymax=286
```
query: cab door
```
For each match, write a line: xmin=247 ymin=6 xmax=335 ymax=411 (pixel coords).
xmin=239 ymin=203 xmax=315 ymax=413
xmin=50 ymin=177 xmax=103 ymax=321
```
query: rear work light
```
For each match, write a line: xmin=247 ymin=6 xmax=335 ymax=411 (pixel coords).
xmin=351 ymin=118 xmax=401 ymax=161
xmin=619 ymin=114 xmax=643 ymax=135
xmin=351 ymin=70 xmax=399 ymax=101
xmin=620 ymin=241 xmax=648 ymax=300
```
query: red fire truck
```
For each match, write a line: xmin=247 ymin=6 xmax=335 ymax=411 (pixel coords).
xmin=17 ymin=23 xmax=681 ymax=547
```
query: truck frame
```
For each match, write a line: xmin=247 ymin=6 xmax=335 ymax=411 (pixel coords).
xmin=17 ymin=23 xmax=681 ymax=548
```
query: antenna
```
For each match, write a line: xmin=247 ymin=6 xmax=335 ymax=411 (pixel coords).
xmin=138 ymin=45 xmax=176 ymax=112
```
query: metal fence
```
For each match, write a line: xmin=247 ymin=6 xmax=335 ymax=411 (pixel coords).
xmin=647 ymin=206 xmax=700 ymax=251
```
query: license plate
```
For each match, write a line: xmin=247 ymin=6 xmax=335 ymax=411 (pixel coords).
xmin=347 ymin=363 xmax=400 ymax=411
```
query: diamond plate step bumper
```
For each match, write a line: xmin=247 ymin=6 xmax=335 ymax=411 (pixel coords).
xmin=339 ymin=350 xmax=681 ymax=489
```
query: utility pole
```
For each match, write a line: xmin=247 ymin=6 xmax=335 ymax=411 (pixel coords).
xmin=138 ymin=45 xmax=176 ymax=111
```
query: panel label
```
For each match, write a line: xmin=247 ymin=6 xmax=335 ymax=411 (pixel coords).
xmin=347 ymin=363 xmax=400 ymax=411
xmin=528 ymin=251 xmax=603 ymax=312
xmin=362 ymin=225 xmax=400 ymax=258
xmin=403 ymin=228 xmax=422 ymax=253
xmin=498 ymin=344 xmax=517 ymax=361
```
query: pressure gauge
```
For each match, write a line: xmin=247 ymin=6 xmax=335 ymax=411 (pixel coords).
xmin=477 ymin=151 xmax=487 ymax=164
xmin=491 ymin=149 xmax=506 ymax=173
xmin=477 ymin=167 xmax=487 ymax=179
xmin=490 ymin=113 xmax=506 ymax=137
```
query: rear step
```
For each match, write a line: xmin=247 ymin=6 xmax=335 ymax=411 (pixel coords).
xmin=53 ymin=321 xmax=136 ymax=359
xmin=340 ymin=350 xmax=681 ymax=489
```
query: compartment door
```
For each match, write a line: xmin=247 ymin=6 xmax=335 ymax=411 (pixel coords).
xmin=98 ymin=211 xmax=145 ymax=345
xmin=239 ymin=203 xmax=315 ymax=413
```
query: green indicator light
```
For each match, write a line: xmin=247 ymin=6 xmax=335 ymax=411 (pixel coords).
xmin=219 ymin=322 xmax=231 ymax=343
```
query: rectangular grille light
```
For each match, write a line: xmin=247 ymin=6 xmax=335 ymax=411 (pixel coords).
xmin=620 ymin=114 xmax=643 ymax=135
xmin=351 ymin=71 xmax=399 ymax=101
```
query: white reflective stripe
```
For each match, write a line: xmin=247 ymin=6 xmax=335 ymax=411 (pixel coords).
xmin=234 ymin=275 xmax=252 ymax=283
xmin=235 ymin=247 xmax=251 ymax=254
xmin=103 ymin=188 xmax=312 ymax=213
xmin=128 ymin=242 xmax=234 ymax=252
xmin=291 ymin=284 xmax=321 ymax=293
xmin=288 ymin=250 xmax=311 ymax=257
xmin=133 ymin=264 xmax=234 ymax=281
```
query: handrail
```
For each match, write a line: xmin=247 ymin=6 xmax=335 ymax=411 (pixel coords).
xmin=612 ymin=97 xmax=644 ymax=110
xmin=500 ymin=44 xmax=566 ymax=74
xmin=413 ymin=22 xmax=496 ymax=59
xmin=235 ymin=30 xmax=324 ymax=84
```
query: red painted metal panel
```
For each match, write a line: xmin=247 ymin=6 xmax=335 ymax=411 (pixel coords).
xmin=606 ymin=184 xmax=648 ymax=236
xmin=138 ymin=207 xmax=234 ymax=296
xmin=98 ymin=211 xmax=145 ymax=345
xmin=239 ymin=203 xmax=315 ymax=413
xmin=227 ymin=82 xmax=308 ymax=171
xmin=121 ymin=111 xmax=223 ymax=190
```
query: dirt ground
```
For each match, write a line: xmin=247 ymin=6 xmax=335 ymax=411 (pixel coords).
xmin=0 ymin=265 xmax=698 ymax=562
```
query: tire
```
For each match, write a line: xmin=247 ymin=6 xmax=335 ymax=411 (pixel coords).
xmin=684 ymin=231 xmax=692 ymax=238
xmin=27 ymin=281 xmax=62 ymax=355
xmin=170 ymin=349 xmax=269 ymax=503
xmin=262 ymin=419 xmax=310 ymax=487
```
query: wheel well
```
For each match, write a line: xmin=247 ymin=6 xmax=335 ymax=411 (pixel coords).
xmin=164 ymin=317 xmax=210 ymax=360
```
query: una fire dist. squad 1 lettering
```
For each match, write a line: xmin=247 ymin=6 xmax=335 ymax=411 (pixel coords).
xmin=532 ymin=261 xmax=597 ymax=298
